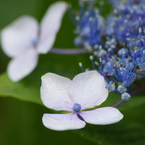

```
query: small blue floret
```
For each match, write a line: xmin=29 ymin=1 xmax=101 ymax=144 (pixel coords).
xmin=105 ymin=81 xmax=115 ymax=92
xmin=118 ymin=48 xmax=128 ymax=57
xmin=117 ymin=85 xmax=127 ymax=94
xmin=32 ymin=39 xmax=38 ymax=46
xmin=121 ymin=92 xmax=131 ymax=101
xmin=73 ymin=103 xmax=81 ymax=112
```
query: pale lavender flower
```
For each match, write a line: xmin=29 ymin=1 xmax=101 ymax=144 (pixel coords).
xmin=1 ymin=2 xmax=68 ymax=82
xmin=40 ymin=71 xmax=123 ymax=131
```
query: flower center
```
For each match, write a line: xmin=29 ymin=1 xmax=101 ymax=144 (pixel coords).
xmin=32 ymin=38 xmax=39 ymax=47
xmin=72 ymin=103 xmax=81 ymax=112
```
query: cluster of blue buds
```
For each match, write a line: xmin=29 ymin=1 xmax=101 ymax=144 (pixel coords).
xmin=90 ymin=28 xmax=145 ymax=101
xmin=74 ymin=0 xmax=145 ymax=102
xmin=74 ymin=0 xmax=104 ymax=51
xmin=106 ymin=0 xmax=145 ymax=43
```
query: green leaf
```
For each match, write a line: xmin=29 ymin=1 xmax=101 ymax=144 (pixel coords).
xmin=0 ymin=72 xmax=42 ymax=105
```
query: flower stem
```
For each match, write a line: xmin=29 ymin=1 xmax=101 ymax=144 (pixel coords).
xmin=112 ymin=86 xmax=145 ymax=108
xmin=50 ymin=48 xmax=88 ymax=55
xmin=130 ymin=87 xmax=145 ymax=96
xmin=111 ymin=100 xmax=125 ymax=108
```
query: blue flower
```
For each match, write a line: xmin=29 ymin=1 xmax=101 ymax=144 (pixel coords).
xmin=103 ymin=62 xmax=115 ymax=76
xmin=106 ymin=0 xmax=145 ymax=43
xmin=114 ymin=66 xmax=136 ymax=87
xmin=74 ymin=1 xmax=104 ymax=50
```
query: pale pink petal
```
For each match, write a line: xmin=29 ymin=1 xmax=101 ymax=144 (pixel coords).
xmin=42 ymin=113 xmax=86 ymax=131
xmin=37 ymin=2 xmax=68 ymax=54
xmin=80 ymin=107 xmax=123 ymax=125
xmin=1 ymin=16 xmax=38 ymax=57
xmin=40 ymin=73 xmax=73 ymax=111
xmin=8 ymin=47 xmax=38 ymax=82
xmin=69 ymin=71 xmax=108 ymax=110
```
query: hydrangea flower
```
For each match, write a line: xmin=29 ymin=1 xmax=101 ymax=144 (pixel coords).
xmin=40 ymin=71 xmax=123 ymax=131
xmin=0 ymin=2 xmax=68 ymax=82
xmin=106 ymin=0 xmax=145 ymax=43
xmin=73 ymin=0 xmax=104 ymax=51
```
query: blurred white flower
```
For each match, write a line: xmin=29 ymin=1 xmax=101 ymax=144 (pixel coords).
xmin=1 ymin=2 xmax=68 ymax=82
xmin=40 ymin=70 xmax=123 ymax=131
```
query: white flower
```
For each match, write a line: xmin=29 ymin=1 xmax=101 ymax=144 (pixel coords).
xmin=0 ymin=2 xmax=68 ymax=82
xmin=40 ymin=70 xmax=123 ymax=131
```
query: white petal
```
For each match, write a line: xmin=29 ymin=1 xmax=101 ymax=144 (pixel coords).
xmin=40 ymin=73 xmax=73 ymax=111
xmin=69 ymin=71 xmax=108 ymax=110
xmin=37 ymin=2 xmax=68 ymax=54
xmin=8 ymin=47 xmax=38 ymax=82
xmin=37 ymin=34 xmax=55 ymax=54
xmin=1 ymin=16 xmax=38 ymax=57
xmin=42 ymin=113 xmax=86 ymax=131
xmin=80 ymin=107 xmax=123 ymax=125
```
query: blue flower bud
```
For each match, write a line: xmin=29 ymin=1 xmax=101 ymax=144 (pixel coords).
xmin=121 ymin=93 xmax=131 ymax=101
xmin=106 ymin=81 xmax=115 ymax=92
xmin=104 ymin=62 xmax=114 ymax=75
xmin=118 ymin=48 xmax=128 ymax=57
xmin=117 ymin=85 xmax=127 ymax=94
xmin=73 ymin=103 xmax=81 ymax=112
xmin=74 ymin=37 xmax=84 ymax=46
